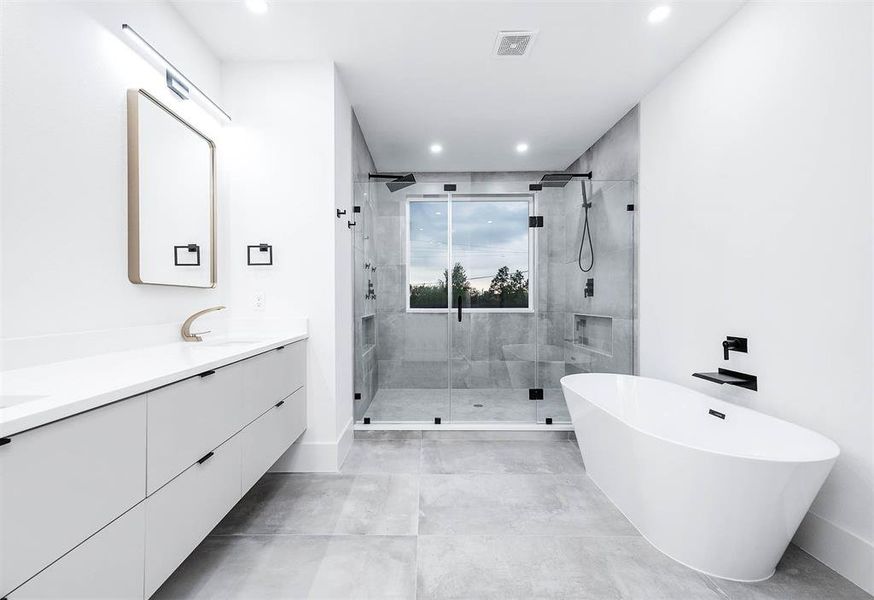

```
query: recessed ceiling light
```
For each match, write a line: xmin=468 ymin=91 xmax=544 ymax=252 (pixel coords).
xmin=430 ymin=143 xmax=443 ymax=154
xmin=516 ymin=142 xmax=529 ymax=154
xmin=648 ymin=5 xmax=671 ymax=24
xmin=245 ymin=0 xmax=268 ymax=15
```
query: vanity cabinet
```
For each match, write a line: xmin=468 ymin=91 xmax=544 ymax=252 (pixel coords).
xmin=0 ymin=397 xmax=147 ymax=596
xmin=147 ymin=360 xmax=245 ymax=494
xmin=8 ymin=504 xmax=146 ymax=600
xmin=144 ymin=435 xmax=242 ymax=598
xmin=0 ymin=339 xmax=307 ymax=600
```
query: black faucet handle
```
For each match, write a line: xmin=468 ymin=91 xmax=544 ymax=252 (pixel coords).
xmin=722 ymin=336 xmax=748 ymax=360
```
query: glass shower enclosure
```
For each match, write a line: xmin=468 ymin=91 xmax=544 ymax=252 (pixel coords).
xmin=352 ymin=175 xmax=635 ymax=426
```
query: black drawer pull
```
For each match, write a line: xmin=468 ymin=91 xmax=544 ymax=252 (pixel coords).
xmin=0 ymin=437 xmax=10 ymax=447
xmin=275 ymin=345 xmax=285 ymax=351
xmin=199 ymin=370 xmax=216 ymax=378
xmin=275 ymin=400 xmax=285 ymax=407
xmin=197 ymin=451 xmax=215 ymax=464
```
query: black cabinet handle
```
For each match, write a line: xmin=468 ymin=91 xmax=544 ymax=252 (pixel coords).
xmin=199 ymin=370 xmax=216 ymax=378
xmin=0 ymin=437 xmax=10 ymax=447
xmin=276 ymin=346 xmax=285 ymax=351
xmin=275 ymin=400 xmax=285 ymax=407
xmin=457 ymin=296 xmax=462 ymax=322
xmin=197 ymin=451 xmax=215 ymax=464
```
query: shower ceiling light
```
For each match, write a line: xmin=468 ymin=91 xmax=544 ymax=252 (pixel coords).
xmin=648 ymin=5 xmax=671 ymax=23
xmin=245 ymin=0 xmax=269 ymax=14
xmin=430 ymin=143 xmax=443 ymax=154
xmin=516 ymin=142 xmax=529 ymax=153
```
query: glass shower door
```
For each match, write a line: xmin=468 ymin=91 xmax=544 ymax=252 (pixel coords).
xmin=448 ymin=193 xmax=538 ymax=423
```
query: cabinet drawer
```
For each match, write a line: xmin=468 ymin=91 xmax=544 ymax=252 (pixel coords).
xmin=0 ymin=398 xmax=146 ymax=597
xmin=144 ymin=434 xmax=241 ymax=598
xmin=242 ymin=342 xmax=305 ymax=424
xmin=241 ymin=387 xmax=307 ymax=492
xmin=147 ymin=362 xmax=244 ymax=494
xmin=8 ymin=503 xmax=145 ymax=600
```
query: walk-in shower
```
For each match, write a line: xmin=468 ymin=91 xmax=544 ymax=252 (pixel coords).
xmin=352 ymin=173 xmax=635 ymax=426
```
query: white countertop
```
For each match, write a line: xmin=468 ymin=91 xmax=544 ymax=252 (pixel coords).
xmin=0 ymin=331 xmax=308 ymax=437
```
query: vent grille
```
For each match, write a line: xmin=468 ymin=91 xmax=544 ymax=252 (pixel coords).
xmin=494 ymin=31 xmax=536 ymax=57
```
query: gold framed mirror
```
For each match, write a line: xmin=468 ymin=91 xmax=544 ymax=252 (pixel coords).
xmin=127 ymin=88 xmax=216 ymax=288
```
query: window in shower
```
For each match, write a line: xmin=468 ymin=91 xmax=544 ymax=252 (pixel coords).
xmin=407 ymin=195 xmax=533 ymax=311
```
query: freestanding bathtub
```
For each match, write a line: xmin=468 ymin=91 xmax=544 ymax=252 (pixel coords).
xmin=560 ymin=373 xmax=839 ymax=582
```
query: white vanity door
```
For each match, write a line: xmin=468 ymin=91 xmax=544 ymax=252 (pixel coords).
xmin=147 ymin=361 xmax=245 ymax=494
xmin=0 ymin=397 xmax=147 ymax=597
xmin=7 ymin=503 xmax=145 ymax=600
xmin=241 ymin=387 xmax=307 ymax=492
xmin=144 ymin=433 xmax=242 ymax=598
xmin=242 ymin=342 xmax=306 ymax=424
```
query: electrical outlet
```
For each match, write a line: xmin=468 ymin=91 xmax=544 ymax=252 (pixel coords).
xmin=253 ymin=291 xmax=266 ymax=311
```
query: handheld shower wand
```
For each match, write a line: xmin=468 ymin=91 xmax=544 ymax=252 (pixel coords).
xmin=578 ymin=179 xmax=594 ymax=273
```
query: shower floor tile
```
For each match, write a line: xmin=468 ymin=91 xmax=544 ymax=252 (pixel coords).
xmin=364 ymin=387 xmax=571 ymax=423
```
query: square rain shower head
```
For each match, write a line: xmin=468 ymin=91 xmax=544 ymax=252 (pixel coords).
xmin=387 ymin=173 xmax=417 ymax=192
xmin=540 ymin=173 xmax=575 ymax=188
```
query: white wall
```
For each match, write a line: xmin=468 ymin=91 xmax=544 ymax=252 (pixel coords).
xmin=222 ymin=61 xmax=354 ymax=472
xmin=0 ymin=1 xmax=226 ymax=362
xmin=639 ymin=2 xmax=873 ymax=593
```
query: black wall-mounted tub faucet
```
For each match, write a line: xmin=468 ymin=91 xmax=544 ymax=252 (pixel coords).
xmin=722 ymin=336 xmax=748 ymax=360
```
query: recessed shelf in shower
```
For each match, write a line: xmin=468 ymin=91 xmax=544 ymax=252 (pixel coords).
xmin=574 ymin=314 xmax=613 ymax=357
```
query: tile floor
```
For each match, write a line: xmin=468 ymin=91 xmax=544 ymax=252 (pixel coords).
xmin=154 ymin=437 xmax=871 ymax=600
xmin=363 ymin=388 xmax=571 ymax=423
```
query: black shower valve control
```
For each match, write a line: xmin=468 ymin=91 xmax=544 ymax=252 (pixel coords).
xmin=722 ymin=336 xmax=748 ymax=360
xmin=584 ymin=278 xmax=594 ymax=298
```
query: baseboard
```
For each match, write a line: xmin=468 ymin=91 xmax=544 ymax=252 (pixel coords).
xmin=793 ymin=510 xmax=874 ymax=595
xmin=270 ymin=436 xmax=339 ymax=473
xmin=336 ymin=418 xmax=354 ymax=469
xmin=270 ymin=419 xmax=355 ymax=473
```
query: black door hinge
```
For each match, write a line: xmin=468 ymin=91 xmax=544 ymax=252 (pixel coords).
xmin=529 ymin=183 xmax=543 ymax=191
xmin=528 ymin=389 xmax=544 ymax=400
xmin=434 ymin=417 xmax=442 ymax=425
xmin=626 ymin=204 xmax=635 ymax=211
xmin=353 ymin=206 xmax=361 ymax=213
xmin=528 ymin=216 xmax=544 ymax=228
xmin=444 ymin=184 xmax=457 ymax=191
xmin=354 ymin=392 xmax=362 ymax=400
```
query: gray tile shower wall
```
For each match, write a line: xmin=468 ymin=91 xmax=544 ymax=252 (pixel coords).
xmin=352 ymin=112 xmax=379 ymax=421
xmin=562 ymin=105 xmax=639 ymax=376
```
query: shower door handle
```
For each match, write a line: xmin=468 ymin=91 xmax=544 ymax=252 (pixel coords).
xmin=457 ymin=296 xmax=462 ymax=322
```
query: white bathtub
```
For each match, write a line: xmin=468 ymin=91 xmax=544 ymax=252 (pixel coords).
xmin=560 ymin=373 xmax=839 ymax=582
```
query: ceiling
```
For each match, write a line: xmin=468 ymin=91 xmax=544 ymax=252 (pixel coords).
xmin=172 ymin=1 xmax=743 ymax=172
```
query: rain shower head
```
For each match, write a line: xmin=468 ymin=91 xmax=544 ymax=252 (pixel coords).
xmin=387 ymin=173 xmax=416 ymax=192
xmin=370 ymin=172 xmax=417 ymax=193
xmin=540 ymin=172 xmax=593 ymax=188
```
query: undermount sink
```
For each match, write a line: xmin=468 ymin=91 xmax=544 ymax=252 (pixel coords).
xmin=0 ymin=394 xmax=48 ymax=409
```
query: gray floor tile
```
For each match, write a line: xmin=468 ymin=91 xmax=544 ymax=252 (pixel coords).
xmin=354 ymin=430 xmax=423 ymax=440
xmin=711 ymin=545 xmax=872 ymax=600
xmin=154 ymin=534 xmax=417 ymax=600
xmin=215 ymin=473 xmax=418 ymax=536
xmin=421 ymin=440 xmax=585 ymax=474
xmin=417 ymin=535 xmax=721 ymax=600
xmin=418 ymin=473 xmax=637 ymax=536
xmin=341 ymin=440 xmax=421 ymax=474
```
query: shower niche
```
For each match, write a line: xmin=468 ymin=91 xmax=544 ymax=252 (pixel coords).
xmin=574 ymin=314 xmax=613 ymax=357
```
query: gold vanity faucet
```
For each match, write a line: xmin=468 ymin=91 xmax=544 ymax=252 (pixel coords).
xmin=181 ymin=306 xmax=226 ymax=342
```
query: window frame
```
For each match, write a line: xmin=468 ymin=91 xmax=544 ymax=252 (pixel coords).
xmin=405 ymin=193 xmax=536 ymax=314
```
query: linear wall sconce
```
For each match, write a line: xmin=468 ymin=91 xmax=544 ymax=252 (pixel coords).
xmin=121 ymin=24 xmax=231 ymax=124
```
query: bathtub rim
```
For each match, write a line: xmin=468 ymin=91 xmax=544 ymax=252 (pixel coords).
xmin=561 ymin=373 xmax=840 ymax=465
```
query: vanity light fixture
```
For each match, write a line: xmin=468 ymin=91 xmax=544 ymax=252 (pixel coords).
xmin=121 ymin=24 xmax=231 ymax=124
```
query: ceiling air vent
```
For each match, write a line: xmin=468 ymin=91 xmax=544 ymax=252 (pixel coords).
xmin=493 ymin=31 xmax=537 ymax=58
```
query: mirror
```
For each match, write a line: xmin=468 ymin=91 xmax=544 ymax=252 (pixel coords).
xmin=127 ymin=89 xmax=215 ymax=288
